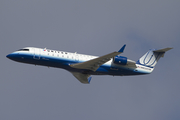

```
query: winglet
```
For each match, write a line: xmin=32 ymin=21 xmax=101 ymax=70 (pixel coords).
xmin=88 ymin=76 xmax=92 ymax=83
xmin=118 ymin=44 xmax=126 ymax=52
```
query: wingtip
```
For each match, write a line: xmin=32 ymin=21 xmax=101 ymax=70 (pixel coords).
xmin=88 ymin=76 xmax=92 ymax=84
xmin=118 ymin=44 xmax=126 ymax=52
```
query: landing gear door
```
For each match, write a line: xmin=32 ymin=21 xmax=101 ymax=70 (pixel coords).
xmin=33 ymin=48 xmax=40 ymax=60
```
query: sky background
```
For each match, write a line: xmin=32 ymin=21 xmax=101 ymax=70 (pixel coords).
xmin=1 ymin=0 xmax=180 ymax=120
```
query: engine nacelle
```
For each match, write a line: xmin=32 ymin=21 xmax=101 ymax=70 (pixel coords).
xmin=113 ymin=56 xmax=127 ymax=65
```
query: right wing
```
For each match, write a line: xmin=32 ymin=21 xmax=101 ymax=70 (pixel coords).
xmin=70 ymin=44 xmax=126 ymax=72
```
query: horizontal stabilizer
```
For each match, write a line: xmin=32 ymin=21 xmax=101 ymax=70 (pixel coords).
xmin=153 ymin=48 xmax=173 ymax=53
xmin=153 ymin=47 xmax=173 ymax=57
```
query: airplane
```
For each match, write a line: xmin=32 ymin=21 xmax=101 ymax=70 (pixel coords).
xmin=6 ymin=45 xmax=172 ymax=84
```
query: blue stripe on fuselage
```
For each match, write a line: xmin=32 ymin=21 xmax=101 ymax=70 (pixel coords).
xmin=7 ymin=52 xmax=145 ymax=76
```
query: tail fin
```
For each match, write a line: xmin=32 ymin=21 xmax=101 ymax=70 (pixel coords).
xmin=136 ymin=48 xmax=172 ymax=68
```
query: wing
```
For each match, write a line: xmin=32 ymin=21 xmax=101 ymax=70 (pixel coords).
xmin=70 ymin=44 xmax=126 ymax=72
xmin=71 ymin=72 xmax=92 ymax=84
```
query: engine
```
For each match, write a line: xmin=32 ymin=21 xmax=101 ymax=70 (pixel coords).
xmin=113 ymin=56 xmax=127 ymax=65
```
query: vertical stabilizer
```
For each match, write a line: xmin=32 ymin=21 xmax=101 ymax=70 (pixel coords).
xmin=136 ymin=48 xmax=172 ymax=68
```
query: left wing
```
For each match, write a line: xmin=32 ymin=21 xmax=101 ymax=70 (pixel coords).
xmin=71 ymin=72 xmax=92 ymax=84
xmin=70 ymin=44 xmax=126 ymax=72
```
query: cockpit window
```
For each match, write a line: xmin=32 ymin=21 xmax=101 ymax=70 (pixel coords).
xmin=17 ymin=49 xmax=29 ymax=51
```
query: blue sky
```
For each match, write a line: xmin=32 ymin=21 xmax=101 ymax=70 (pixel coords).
xmin=1 ymin=1 xmax=180 ymax=120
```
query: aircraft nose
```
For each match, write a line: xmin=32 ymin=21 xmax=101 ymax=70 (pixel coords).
xmin=6 ymin=54 xmax=11 ymax=59
xmin=6 ymin=53 xmax=22 ymax=62
xmin=6 ymin=53 xmax=16 ymax=60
